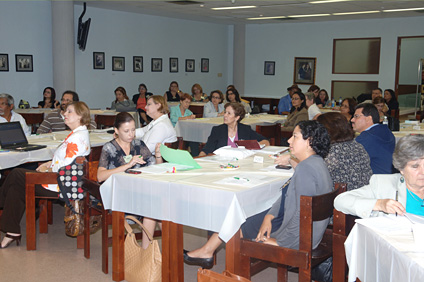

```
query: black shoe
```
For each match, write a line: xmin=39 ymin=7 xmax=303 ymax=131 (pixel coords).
xmin=183 ymin=249 xmax=213 ymax=269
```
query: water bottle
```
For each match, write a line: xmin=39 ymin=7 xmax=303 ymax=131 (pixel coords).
xmin=383 ymin=116 xmax=388 ymax=126
xmin=338 ymin=97 xmax=342 ymax=106
xmin=331 ymin=99 xmax=335 ymax=108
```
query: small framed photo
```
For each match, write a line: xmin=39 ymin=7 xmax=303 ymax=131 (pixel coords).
xmin=112 ymin=56 xmax=125 ymax=71
xmin=186 ymin=59 xmax=195 ymax=72
xmin=169 ymin=57 xmax=178 ymax=73
xmin=15 ymin=54 xmax=33 ymax=72
xmin=93 ymin=52 xmax=105 ymax=69
xmin=264 ymin=61 xmax=275 ymax=75
xmin=151 ymin=58 xmax=162 ymax=72
xmin=201 ymin=58 xmax=209 ymax=73
xmin=0 ymin=54 xmax=9 ymax=72
xmin=294 ymin=57 xmax=316 ymax=85
xmin=133 ymin=56 xmax=143 ymax=72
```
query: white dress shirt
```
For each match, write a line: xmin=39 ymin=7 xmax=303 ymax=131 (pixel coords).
xmin=135 ymin=114 xmax=177 ymax=153
xmin=0 ymin=110 xmax=31 ymax=136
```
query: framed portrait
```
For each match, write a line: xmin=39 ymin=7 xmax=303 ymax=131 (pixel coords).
xmin=264 ymin=61 xmax=275 ymax=75
xmin=112 ymin=56 xmax=125 ymax=71
xmin=0 ymin=54 xmax=9 ymax=72
xmin=186 ymin=59 xmax=195 ymax=72
xmin=201 ymin=58 xmax=209 ymax=73
xmin=93 ymin=52 xmax=105 ymax=69
xmin=133 ymin=56 xmax=143 ymax=72
xmin=294 ymin=57 xmax=316 ymax=85
xmin=151 ymin=58 xmax=162 ymax=72
xmin=15 ymin=54 xmax=33 ymax=72
xmin=169 ymin=57 xmax=178 ymax=73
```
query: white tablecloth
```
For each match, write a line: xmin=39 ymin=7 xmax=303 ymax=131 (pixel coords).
xmin=345 ymin=216 xmax=424 ymax=282
xmin=100 ymin=152 xmax=292 ymax=242
xmin=175 ymin=114 xmax=287 ymax=143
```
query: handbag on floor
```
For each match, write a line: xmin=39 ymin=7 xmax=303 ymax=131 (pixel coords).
xmin=197 ymin=269 xmax=252 ymax=282
xmin=124 ymin=215 xmax=162 ymax=282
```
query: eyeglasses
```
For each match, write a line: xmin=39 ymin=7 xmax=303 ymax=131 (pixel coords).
xmin=353 ymin=114 xmax=365 ymax=119
xmin=291 ymin=97 xmax=300 ymax=101
xmin=61 ymin=99 xmax=73 ymax=103
xmin=212 ymin=96 xmax=221 ymax=100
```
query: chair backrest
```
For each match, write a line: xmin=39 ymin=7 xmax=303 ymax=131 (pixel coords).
xmin=189 ymin=105 xmax=204 ymax=118
xmin=21 ymin=112 xmax=44 ymax=134
xmin=164 ymin=137 xmax=182 ymax=149
xmin=95 ymin=114 xmax=116 ymax=129
xmin=82 ymin=176 xmax=102 ymax=202
xmin=256 ymin=123 xmax=281 ymax=146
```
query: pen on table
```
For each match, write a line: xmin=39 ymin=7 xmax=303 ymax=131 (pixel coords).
xmin=273 ymin=148 xmax=290 ymax=157
xmin=234 ymin=177 xmax=249 ymax=181
xmin=395 ymin=191 xmax=398 ymax=217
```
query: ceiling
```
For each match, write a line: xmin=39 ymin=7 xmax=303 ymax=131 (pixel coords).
xmin=80 ymin=0 xmax=424 ymax=24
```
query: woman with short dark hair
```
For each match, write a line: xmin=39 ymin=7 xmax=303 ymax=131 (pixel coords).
xmin=203 ymin=90 xmax=225 ymax=118
xmin=282 ymin=92 xmax=308 ymax=132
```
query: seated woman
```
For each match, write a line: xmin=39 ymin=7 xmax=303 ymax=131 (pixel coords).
xmin=97 ymin=112 xmax=163 ymax=249
xmin=164 ymin=81 xmax=181 ymax=102
xmin=132 ymin=83 xmax=153 ymax=126
xmin=191 ymin=84 xmax=208 ymax=102
xmin=305 ymin=91 xmax=321 ymax=120
xmin=0 ymin=101 xmax=91 ymax=248
xmin=373 ymin=96 xmax=386 ymax=122
xmin=315 ymin=89 xmax=329 ymax=108
xmin=199 ymin=102 xmax=270 ymax=156
xmin=203 ymin=90 xmax=225 ymax=118
xmin=135 ymin=95 xmax=177 ymax=154
xmin=317 ymin=112 xmax=372 ymax=191
xmin=185 ymin=121 xmax=332 ymax=268
xmin=170 ymin=93 xmax=196 ymax=127
xmin=335 ymin=134 xmax=424 ymax=217
xmin=38 ymin=87 xmax=59 ymax=109
xmin=384 ymin=89 xmax=399 ymax=114
xmin=308 ymin=85 xmax=320 ymax=100
xmin=282 ymin=92 xmax=308 ymax=132
xmin=111 ymin=86 xmax=136 ymax=112
xmin=226 ymin=88 xmax=251 ymax=114
xmin=339 ymin=98 xmax=357 ymax=122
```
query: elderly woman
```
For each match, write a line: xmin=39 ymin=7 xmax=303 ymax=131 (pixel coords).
xmin=170 ymin=93 xmax=196 ymax=127
xmin=135 ymin=95 xmax=177 ymax=154
xmin=226 ymin=88 xmax=251 ymax=114
xmin=199 ymin=102 xmax=269 ymax=156
xmin=305 ymin=91 xmax=321 ymax=120
xmin=111 ymin=86 xmax=136 ymax=112
xmin=0 ymin=101 xmax=91 ymax=248
xmin=97 ymin=112 xmax=163 ymax=249
xmin=334 ymin=134 xmax=424 ymax=217
xmin=282 ymin=91 xmax=308 ymax=132
xmin=317 ymin=112 xmax=372 ymax=191
xmin=203 ymin=90 xmax=225 ymax=118
xmin=185 ymin=121 xmax=332 ymax=268
xmin=164 ymin=81 xmax=181 ymax=102
xmin=191 ymin=83 xmax=208 ymax=102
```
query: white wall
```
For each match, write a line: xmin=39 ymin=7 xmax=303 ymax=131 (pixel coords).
xmin=74 ymin=6 xmax=231 ymax=108
xmin=0 ymin=1 xmax=53 ymax=106
xmin=244 ymin=16 xmax=424 ymax=99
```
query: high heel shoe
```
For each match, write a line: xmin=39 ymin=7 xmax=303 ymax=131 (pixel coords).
xmin=0 ymin=233 xmax=22 ymax=249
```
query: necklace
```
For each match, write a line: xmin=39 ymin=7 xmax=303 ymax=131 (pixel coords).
xmin=407 ymin=188 xmax=424 ymax=207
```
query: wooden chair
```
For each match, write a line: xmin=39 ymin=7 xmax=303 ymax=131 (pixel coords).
xmin=238 ymin=183 xmax=346 ymax=282
xmin=256 ymin=123 xmax=281 ymax=146
xmin=95 ymin=114 xmax=116 ymax=129
xmin=164 ymin=137 xmax=183 ymax=150
xmin=25 ymin=156 xmax=86 ymax=251
xmin=21 ymin=112 xmax=44 ymax=134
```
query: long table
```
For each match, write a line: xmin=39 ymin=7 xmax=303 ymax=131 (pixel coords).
xmin=100 ymin=150 xmax=292 ymax=281
xmin=175 ymin=114 xmax=287 ymax=143
xmin=345 ymin=216 xmax=424 ymax=282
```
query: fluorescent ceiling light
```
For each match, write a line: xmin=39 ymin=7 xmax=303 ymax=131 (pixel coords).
xmin=212 ymin=6 xmax=256 ymax=10
xmin=288 ymin=14 xmax=331 ymax=18
xmin=383 ymin=7 xmax=424 ymax=13
xmin=310 ymin=0 xmax=351 ymax=4
xmin=247 ymin=16 xmax=287 ymax=20
xmin=333 ymin=10 xmax=380 ymax=16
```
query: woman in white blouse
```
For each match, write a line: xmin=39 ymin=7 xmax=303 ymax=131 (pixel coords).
xmin=135 ymin=95 xmax=177 ymax=154
xmin=0 ymin=102 xmax=91 ymax=248
xmin=203 ymin=90 xmax=224 ymax=118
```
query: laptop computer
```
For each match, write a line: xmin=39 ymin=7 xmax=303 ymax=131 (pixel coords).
xmin=0 ymin=122 xmax=47 ymax=151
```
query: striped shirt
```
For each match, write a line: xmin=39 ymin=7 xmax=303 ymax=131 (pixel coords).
xmin=36 ymin=109 xmax=97 ymax=134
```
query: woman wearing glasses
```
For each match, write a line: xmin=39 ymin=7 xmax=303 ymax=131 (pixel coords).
xmin=281 ymin=92 xmax=308 ymax=133
xmin=203 ymin=90 xmax=225 ymax=118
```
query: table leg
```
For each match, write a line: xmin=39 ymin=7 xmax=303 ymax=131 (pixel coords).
xmin=225 ymin=229 xmax=242 ymax=274
xmin=162 ymin=221 xmax=184 ymax=282
xmin=112 ymin=211 xmax=125 ymax=282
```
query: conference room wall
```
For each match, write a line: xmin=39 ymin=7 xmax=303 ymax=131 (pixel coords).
xmin=244 ymin=16 xmax=424 ymax=99
xmin=0 ymin=1 xmax=53 ymax=107
xmin=74 ymin=5 xmax=231 ymax=109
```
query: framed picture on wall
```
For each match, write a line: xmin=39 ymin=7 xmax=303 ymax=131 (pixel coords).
xmin=294 ymin=57 xmax=316 ymax=85
xmin=201 ymin=58 xmax=209 ymax=73
xmin=0 ymin=54 xmax=9 ymax=71
xmin=186 ymin=59 xmax=195 ymax=72
xmin=264 ymin=61 xmax=275 ymax=75
xmin=151 ymin=58 xmax=162 ymax=72
xmin=93 ymin=52 xmax=105 ymax=69
xmin=133 ymin=56 xmax=143 ymax=72
xmin=170 ymin=58 xmax=178 ymax=73
xmin=112 ymin=56 xmax=125 ymax=71
xmin=15 ymin=54 xmax=33 ymax=72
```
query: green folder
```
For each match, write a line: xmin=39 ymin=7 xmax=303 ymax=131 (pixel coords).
xmin=159 ymin=144 xmax=202 ymax=169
